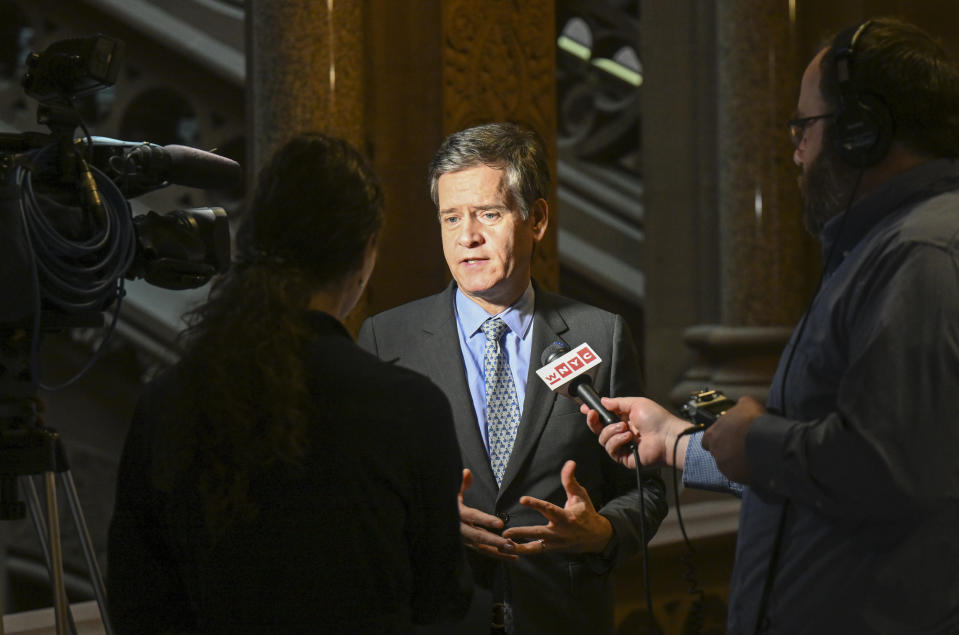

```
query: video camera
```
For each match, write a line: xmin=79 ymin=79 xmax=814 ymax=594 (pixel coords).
xmin=1 ymin=34 xmax=237 ymax=327
xmin=0 ymin=35 xmax=240 ymax=625
xmin=0 ymin=37 xmax=241 ymax=631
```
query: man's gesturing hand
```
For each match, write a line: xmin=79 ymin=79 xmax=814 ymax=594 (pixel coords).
xmin=501 ymin=461 xmax=613 ymax=555
xmin=458 ymin=469 xmax=518 ymax=561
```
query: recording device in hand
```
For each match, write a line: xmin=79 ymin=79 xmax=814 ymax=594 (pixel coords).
xmin=0 ymin=34 xmax=240 ymax=633
xmin=680 ymin=389 xmax=736 ymax=428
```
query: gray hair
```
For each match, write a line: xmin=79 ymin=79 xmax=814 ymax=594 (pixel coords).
xmin=428 ymin=122 xmax=550 ymax=219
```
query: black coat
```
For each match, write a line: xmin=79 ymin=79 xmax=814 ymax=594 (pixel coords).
xmin=107 ymin=311 xmax=471 ymax=633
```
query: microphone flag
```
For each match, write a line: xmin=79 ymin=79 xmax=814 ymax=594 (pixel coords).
xmin=535 ymin=343 xmax=602 ymax=397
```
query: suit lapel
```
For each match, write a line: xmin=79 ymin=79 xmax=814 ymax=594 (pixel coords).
xmin=418 ymin=284 xmax=498 ymax=490
xmin=498 ymin=288 xmax=568 ymax=497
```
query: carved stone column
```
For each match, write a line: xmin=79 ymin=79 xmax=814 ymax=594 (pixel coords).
xmin=246 ymin=0 xmax=558 ymax=331
xmin=246 ymin=1 xmax=366 ymax=168
xmin=670 ymin=325 xmax=794 ymax=405
xmin=716 ymin=0 xmax=814 ymax=327
xmin=674 ymin=0 xmax=818 ymax=404
xmin=246 ymin=1 xmax=378 ymax=330
xmin=439 ymin=0 xmax=559 ymax=292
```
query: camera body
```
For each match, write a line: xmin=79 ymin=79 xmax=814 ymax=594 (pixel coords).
xmin=22 ymin=35 xmax=123 ymax=106
xmin=1 ymin=34 xmax=234 ymax=325
xmin=680 ymin=389 xmax=735 ymax=428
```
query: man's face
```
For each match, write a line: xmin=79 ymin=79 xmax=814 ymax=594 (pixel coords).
xmin=794 ymin=48 xmax=860 ymax=235
xmin=437 ymin=164 xmax=547 ymax=315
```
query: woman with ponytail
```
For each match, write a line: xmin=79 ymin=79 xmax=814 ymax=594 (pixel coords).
xmin=108 ymin=132 xmax=471 ymax=634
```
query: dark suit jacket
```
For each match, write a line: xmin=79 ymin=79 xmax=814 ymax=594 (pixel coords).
xmin=358 ymin=283 xmax=667 ymax=634
xmin=108 ymin=311 xmax=472 ymax=634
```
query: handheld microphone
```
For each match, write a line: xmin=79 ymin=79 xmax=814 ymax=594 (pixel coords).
xmin=82 ymin=136 xmax=242 ymax=197
xmin=536 ymin=341 xmax=619 ymax=426
xmin=148 ymin=144 xmax=243 ymax=190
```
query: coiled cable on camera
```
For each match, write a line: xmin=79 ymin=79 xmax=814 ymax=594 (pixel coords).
xmin=16 ymin=143 xmax=136 ymax=389
xmin=18 ymin=147 xmax=135 ymax=311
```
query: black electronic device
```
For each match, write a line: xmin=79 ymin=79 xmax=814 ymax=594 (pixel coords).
xmin=22 ymin=35 xmax=123 ymax=106
xmin=832 ymin=20 xmax=894 ymax=167
xmin=680 ymin=388 xmax=736 ymax=428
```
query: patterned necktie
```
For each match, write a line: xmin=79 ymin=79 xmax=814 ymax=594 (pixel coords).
xmin=482 ymin=317 xmax=521 ymax=487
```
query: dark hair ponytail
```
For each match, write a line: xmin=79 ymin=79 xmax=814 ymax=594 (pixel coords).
xmin=157 ymin=132 xmax=383 ymax=534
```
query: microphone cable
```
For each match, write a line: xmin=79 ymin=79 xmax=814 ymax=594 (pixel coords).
xmin=629 ymin=442 xmax=658 ymax=631
xmin=16 ymin=141 xmax=136 ymax=390
xmin=629 ymin=422 xmax=712 ymax=635
xmin=670 ymin=424 xmax=713 ymax=635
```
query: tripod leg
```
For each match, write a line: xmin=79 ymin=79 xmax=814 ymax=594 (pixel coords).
xmin=1 ymin=549 xmax=6 ymax=635
xmin=43 ymin=472 xmax=69 ymax=635
xmin=23 ymin=476 xmax=78 ymax=635
xmin=59 ymin=471 xmax=113 ymax=635
xmin=23 ymin=476 xmax=49 ymax=561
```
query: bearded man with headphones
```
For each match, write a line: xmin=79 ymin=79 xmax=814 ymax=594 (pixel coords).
xmin=584 ymin=17 xmax=959 ymax=634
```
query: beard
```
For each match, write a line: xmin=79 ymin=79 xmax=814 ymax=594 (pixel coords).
xmin=799 ymin=139 xmax=861 ymax=236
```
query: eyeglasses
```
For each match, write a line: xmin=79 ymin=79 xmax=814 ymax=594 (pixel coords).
xmin=786 ymin=113 xmax=835 ymax=147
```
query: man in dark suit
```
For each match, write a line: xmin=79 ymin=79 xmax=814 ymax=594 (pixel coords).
xmin=358 ymin=122 xmax=666 ymax=634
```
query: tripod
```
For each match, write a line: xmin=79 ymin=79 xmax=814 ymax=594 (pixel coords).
xmin=1 ymin=328 xmax=114 ymax=635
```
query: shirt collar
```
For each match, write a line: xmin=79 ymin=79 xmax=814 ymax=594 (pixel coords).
xmin=820 ymin=158 xmax=959 ymax=272
xmin=455 ymin=283 xmax=535 ymax=340
xmin=304 ymin=310 xmax=351 ymax=339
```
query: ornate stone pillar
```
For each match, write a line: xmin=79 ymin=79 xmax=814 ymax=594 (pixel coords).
xmin=439 ymin=0 xmax=559 ymax=292
xmin=246 ymin=0 xmax=558 ymax=330
xmin=246 ymin=1 xmax=366 ymax=168
xmin=672 ymin=0 xmax=818 ymax=405
xmin=716 ymin=0 xmax=815 ymax=326
xmin=246 ymin=1 xmax=378 ymax=330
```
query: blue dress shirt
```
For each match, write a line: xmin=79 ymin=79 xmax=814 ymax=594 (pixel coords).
xmin=454 ymin=284 xmax=535 ymax=455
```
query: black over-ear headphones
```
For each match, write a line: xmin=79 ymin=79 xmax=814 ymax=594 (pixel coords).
xmin=831 ymin=20 xmax=894 ymax=167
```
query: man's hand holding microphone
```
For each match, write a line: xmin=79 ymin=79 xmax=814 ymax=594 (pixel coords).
xmin=580 ymin=394 xmax=767 ymax=485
